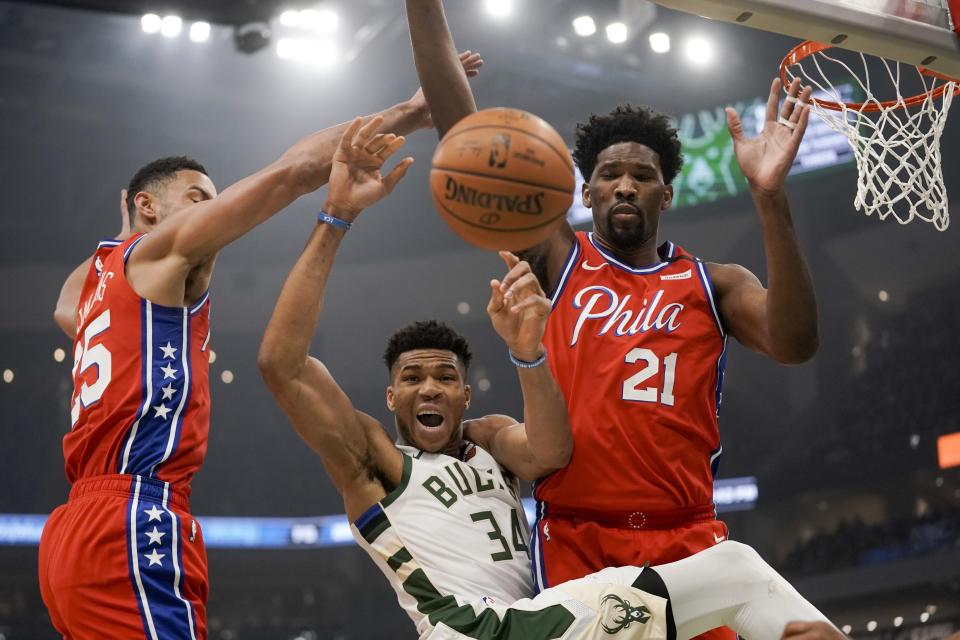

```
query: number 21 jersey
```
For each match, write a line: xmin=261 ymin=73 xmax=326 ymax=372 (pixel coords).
xmin=538 ymin=231 xmax=727 ymax=512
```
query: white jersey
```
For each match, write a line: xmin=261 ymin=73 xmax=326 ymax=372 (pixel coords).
xmin=351 ymin=443 xmax=534 ymax=637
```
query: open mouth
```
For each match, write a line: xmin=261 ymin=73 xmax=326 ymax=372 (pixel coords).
xmin=416 ymin=411 xmax=444 ymax=429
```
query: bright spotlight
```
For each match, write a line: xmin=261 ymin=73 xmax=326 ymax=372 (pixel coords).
xmin=920 ymin=612 xmax=930 ymax=623
xmin=160 ymin=15 xmax=183 ymax=38
xmin=893 ymin=617 xmax=903 ymax=628
xmin=221 ymin=370 xmax=234 ymax=384
xmin=605 ymin=22 xmax=628 ymax=44
xmin=276 ymin=37 xmax=298 ymax=60
xmin=684 ymin=36 xmax=714 ymax=66
xmin=314 ymin=9 xmax=338 ymax=33
xmin=141 ymin=13 xmax=162 ymax=34
xmin=53 ymin=348 xmax=66 ymax=363
xmin=841 ymin=626 xmax=852 ymax=635
xmin=867 ymin=621 xmax=878 ymax=632
xmin=189 ymin=21 xmax=211 ymax=43
xmin=649 ymin=32 xmax=670 ymax=53
xmin=2 ymin=369 xmax=13 ymax=383
xmin=296 ymin=8 xmax=338 ymax=33
xmin=279 ymin=10 xmax=300 ymax=27
xmin=572 ymin=15 xmax=596 ymax=37
xmin=485 ymin=0 xmax=513 ymax=18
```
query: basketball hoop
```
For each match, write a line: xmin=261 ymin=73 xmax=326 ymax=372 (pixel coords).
xmin=780 ymin=41 xmax=960 ymax=231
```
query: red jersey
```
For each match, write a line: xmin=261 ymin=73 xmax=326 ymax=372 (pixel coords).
xmin=537 ymin=231 xmax=727 ymax=512
xmin=64 ymin=233 xmax=211 ymax=494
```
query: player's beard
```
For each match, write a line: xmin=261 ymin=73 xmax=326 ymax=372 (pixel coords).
xmin=598 ymin=211 xmax=653 ymax=253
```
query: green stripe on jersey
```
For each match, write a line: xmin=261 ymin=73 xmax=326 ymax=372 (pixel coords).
xmin=381 ymin=453 xmax=412 ymax=508
xmin=402 ymin=569 xmax=574 ymax=639
xmin=387 ymin=546 xmax=414 ymax=571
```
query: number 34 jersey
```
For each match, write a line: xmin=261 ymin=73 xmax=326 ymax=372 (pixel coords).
xmin=352 ymin=444 xmax=533 ymax=638
xmin=64 ymin=234 xmax=211 ymax=493
xmin=539 ymin=231 xmax=727 ymax=512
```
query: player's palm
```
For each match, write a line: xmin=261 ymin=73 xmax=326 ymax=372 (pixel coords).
xmin=487 ymin=252 xmax=550 ymax=359
xmin=325 ymin=116 xmax=414 ymax=219
xmin=726 ymin=77 xmax=812 ymax=195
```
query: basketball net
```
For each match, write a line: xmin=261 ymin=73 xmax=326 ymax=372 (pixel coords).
xmin=781 ymin=42 xmax=958 ymax=231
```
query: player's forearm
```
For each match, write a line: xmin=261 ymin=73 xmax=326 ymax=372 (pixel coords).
xmin=752 ymin=189 xmax=819 ymax=363
xmin=54 ymin=258 xmax=92 ymax=339
xmin=515 ymin=358 xmax=573 ymax=470
xmin=258 ymin=223 xmax=345 ymax=384
xmin=405 ymin=0 xmax=477 ymax=137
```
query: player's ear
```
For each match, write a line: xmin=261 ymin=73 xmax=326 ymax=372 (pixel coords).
xmin=463 ymin=384 xmax=472 ymax=410
xmin=581 ymin=180 xmax=592 ymax=208
xmin=385 ymin=386 xmax=396 ymax=412
xmin=133 ymin=191 xmax=159 ymax=227
xmin=661 ymin=184 xmax=674 ymax=212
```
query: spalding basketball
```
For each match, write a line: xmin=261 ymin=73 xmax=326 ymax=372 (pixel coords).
xmin=430 ymin=108 xmax=574 ymax=252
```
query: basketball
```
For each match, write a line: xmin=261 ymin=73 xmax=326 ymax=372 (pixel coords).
xmin=430 ymin=108 xmax=575 ymax=252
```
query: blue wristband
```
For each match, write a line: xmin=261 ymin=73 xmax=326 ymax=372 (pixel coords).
xmin=317 ymin=211 xmax=352 ymax=231
xmin=509 ymin=349 xmax=547 ymax=368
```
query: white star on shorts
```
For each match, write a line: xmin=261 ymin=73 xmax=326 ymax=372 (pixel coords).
xmin=144 ymin=505 xmax=164 ymax=522
xmin=145 ymin=526 xmax=166 ymax=546
xmin=144 ymin=549 xmax=165 ymax=567
xmin=159 ymin=342 xmax=178 ymax=360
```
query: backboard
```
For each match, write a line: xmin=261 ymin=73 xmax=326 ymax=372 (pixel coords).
xmin=650 ymin=0 xmax=960 ymax=78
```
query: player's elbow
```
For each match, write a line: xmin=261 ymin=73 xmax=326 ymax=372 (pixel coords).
xmin=537 ymin=437 xmax=573 ymax=470
xmin=257 ymin=346 xmax=290 ymax=389
xmin=772 ymin=332 xmax=819 ymax=364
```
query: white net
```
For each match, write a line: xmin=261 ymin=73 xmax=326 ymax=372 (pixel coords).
xmin=784 ymin=48 xmax=957 ymax=231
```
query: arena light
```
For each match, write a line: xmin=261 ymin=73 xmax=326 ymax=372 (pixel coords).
xmin=893 ymin=617 xmax=903 ymax=627
xmin=276 ymin=37 xmax=339 ymax=68
xmin=221 ymin=370 xmax=234 ymax=384
xmin=920 ymin=612 xmax=930 ymax=623
xmin=649 ymin=32 xmax=670 ymax=53
xmin=53 ymin=348 xmax=66 ymax=363
xmin=485 ymin=0 xmax=513 ymax=18
xmin=572 ymin=15 xmax=596 ymax=37
xmin=298 ymin=8 xmax=338 ymax=33
xmin=141 ymin=13 xmax=161 ymax=34
xmin=684 ymin=36 xmax=715 ymax=67
xmin=878 ymin=289 xmax=889 ymax=302
xmin=160 ymin=15 xmax=183 ymax=38
xmin=841 ymin=626 xmax=852 ymax=635
xmin=2 ymin=369 xmax=13 ymax=383
xmin=867 ymin=621 xmax=878 ymax=632
xmin=605 ymin=22 xmax=628 ymax=44
xmin=279 ymin=9 xmax=300 ymax=27
xmin=189 ymin=21 xmax=211 ymax=43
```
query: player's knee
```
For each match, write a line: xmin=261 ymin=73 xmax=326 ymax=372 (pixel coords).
xmin=714 ymin=541 xmax=770 ymax=578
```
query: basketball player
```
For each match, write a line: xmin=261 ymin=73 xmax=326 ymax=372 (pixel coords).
xmin=37 ymin=59 xmax=482 ymax=639
xmin=404 ymin=6 xmax=819 ymax=638
xmin=257 ymin=110 xmax=843 ymax=640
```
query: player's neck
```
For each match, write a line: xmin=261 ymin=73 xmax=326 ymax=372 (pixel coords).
xmin=593 ymin=233 xmax=662 ymax=268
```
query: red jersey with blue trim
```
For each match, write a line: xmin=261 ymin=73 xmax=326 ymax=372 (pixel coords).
xmin=537 ymin=231 xmax=727 ymax=512
xmin=64 ymin=233 xmax=211 ymax=494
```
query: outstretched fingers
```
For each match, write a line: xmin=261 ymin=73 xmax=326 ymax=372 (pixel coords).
xmin=352 ymin=114 xmax=385 ymax=149
xmin=382 ymin=157 xmax=415 ymax=193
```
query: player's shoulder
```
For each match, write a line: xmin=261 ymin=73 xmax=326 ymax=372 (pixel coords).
xmin=704 ymin=261 xmax=762 ymax=297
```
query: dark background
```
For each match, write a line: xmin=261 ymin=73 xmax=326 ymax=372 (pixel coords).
xmin=1 ymin=0 xmax=958 ymax=638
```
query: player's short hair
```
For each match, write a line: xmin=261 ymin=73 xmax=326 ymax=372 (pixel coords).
xmin=573 ymin=104 xmax=684 ymax=185
xmin=125 ymin=156 xmax=209 ymax=223
xmin=383 ymin=320 xmax=473 ymax=374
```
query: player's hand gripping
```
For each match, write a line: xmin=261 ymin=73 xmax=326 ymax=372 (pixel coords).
xmin=323 ymin=115 xmax=414 ymax=221
xmin=487 ymin=251 xmax=551 ymax=362
xmin=726 ymin=77 xmax=813 ymax=197
xmin=408 ymin=51 xmax=484 ymax=130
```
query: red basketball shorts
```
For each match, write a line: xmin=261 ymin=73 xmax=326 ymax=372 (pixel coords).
xmin=38 ymin=475 xmax=208 ymax=640
xmin=531 ymin=507 xmax=735 ymax=640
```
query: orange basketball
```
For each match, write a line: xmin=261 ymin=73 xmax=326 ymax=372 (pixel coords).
xmin=430 ymin=108 xmax=575 ymax=252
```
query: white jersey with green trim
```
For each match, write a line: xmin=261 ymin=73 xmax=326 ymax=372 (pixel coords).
xmin=351 ymin=443 xmax=534 ymax=637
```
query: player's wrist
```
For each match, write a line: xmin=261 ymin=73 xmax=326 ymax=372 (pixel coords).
xmin=509 ymin=346 xmax=547 ymax=368
xmin=322 ymin=201 xmax=361 ymax=223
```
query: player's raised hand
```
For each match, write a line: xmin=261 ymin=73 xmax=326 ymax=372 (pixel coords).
xmin=726 ymin=77 xmax=812 ymax=197
xmin=323 ymin=116 xmax=414 ymax=221
xmin=487 ymin=251 xmax=551 ymax=361
xmin=408 ymin=50 xmax=484 ymax=130
xmin=780 ymin=621 xmax=849 ymax=640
